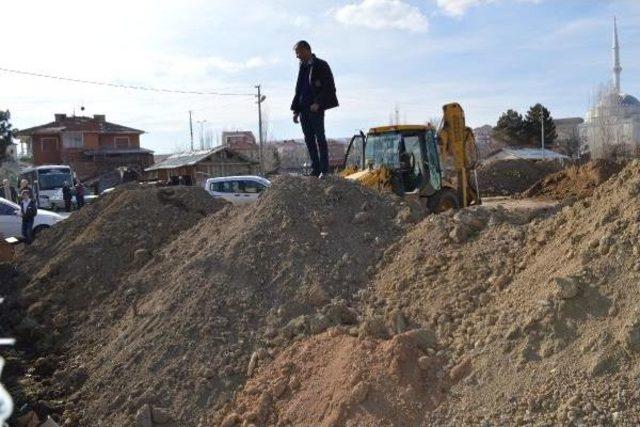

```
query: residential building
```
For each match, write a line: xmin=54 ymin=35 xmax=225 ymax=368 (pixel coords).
xmin=473 ymin=125 xmax=505 ymax=160
xmin=16 ymin=113 xmax=153 ymax=181
xmin=222 ymin=131 xmax=259 ymax=161
xmin=272 ymin=138 xmax=347 ymax=172
xmin=145 ymin=146 xmax=259 ymax=186
xmin=473 ymin=125 xmax=493 ymax=146
xmin=554 ymin=117 xmax=584 ymax=142
xmin=274 ymin=140 xmax=308 ymax=171
xmin=327 ymin=139 xmax=347 ymax=170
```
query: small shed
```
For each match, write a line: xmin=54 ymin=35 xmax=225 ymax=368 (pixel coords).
xmin=145 ymin=146 xmax=259 ymax=185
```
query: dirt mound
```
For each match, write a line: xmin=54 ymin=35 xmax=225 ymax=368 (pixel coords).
xmin=217 ymin=160 xmax=640 ymax=426
xmin=523 ymin=159 xmax=624 ymax=201
xmin=217 ymin=328 xmax=449 ymax=426
xmin=3 ymin=185 xmax=226 ymax=423
xmin=478 ymin=158 xmax=564 ymax=196
xmin=19 ymin=184 xmax=224 ymax=311
xmin=50 ymin=176 xmax=408 ymax=426
xmin=358 ymin=160 xmax=640 ymax=424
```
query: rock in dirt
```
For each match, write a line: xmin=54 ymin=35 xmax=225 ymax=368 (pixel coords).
xmin=404 ymin=328 xmax=438 ymax=351
xmin=135 ymin=404 xmax=152 ymax=427
xmin=449 ymin=357 xmax=473 ymax=383
xmin=625 ymin=321 xmax=640 ymax=352
xmin=351 ymin=382 xmax=370 ymax=404
xmin=553 ymin=276 xmax=580 ymax=299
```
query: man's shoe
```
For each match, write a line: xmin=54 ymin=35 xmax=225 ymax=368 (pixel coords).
xmin=318 ymin=173 xmax=325 ymax=179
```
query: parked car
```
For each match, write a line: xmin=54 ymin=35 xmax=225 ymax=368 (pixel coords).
xmin=0 ymin=197 xmax=64 ymax=239
xmin=204 ymin=176 xmax=271 ymax=205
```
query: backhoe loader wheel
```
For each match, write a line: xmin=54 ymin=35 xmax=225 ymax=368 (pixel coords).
xmin=427 ymin=189 xmax=460 ymax=214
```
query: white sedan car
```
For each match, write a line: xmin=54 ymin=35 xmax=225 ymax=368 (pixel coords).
xmin=204 ymin=176 xmax=271 ymax=205
xmin=0 ymin=197 xmax=64 ymax=239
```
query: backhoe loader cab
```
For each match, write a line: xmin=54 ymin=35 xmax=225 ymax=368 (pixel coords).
xmin=342 ymin=103 xmax=481 ymax=213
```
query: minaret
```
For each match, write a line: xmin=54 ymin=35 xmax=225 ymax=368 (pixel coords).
xmin=613 ymin=16 xmax=622 ymax=94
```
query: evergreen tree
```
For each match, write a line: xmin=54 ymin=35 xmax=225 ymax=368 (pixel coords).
xmin=523 ymin=104 xmax=557 ymax=146
xmin=0 ymin=110 xmax=15 ymax=162
xmin=493 ymin=109 xmax=525 ymax=145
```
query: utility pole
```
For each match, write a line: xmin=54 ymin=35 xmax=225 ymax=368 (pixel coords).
xmin=189 ymin=111 xmax=194 ymax=151
xmin=255 ymin=84 xmax=266 ymax=175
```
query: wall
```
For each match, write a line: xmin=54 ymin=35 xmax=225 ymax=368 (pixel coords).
xmin=32 ymin=135 xmax=62 ymax=164
xmin=98 ymin=134 xmax=140 ymax=150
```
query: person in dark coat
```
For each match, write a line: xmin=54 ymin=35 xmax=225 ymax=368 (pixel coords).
xmin=19 ymin=189 xmax=37 ymax=244
xmin=75 ymin=181 xmax=85 ymax=208
xmin=19 ymin=179 xmax=34 ymax=200
xmin=62 ymin=182 xmax=73 ymax=212
xmin=291 ymin=40 xmax=338 ymax=177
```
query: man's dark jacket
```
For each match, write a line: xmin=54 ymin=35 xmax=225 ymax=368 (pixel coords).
xmin=291 ymin=55 xmax=338 ymax=114
xmin=20 ymin=199 xmax=37 ymax=221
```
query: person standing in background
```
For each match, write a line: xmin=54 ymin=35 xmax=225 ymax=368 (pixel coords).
xmin=2 ymin=179 xmax=17 ymax=202
xmin=75 ymin=181 xmax=85 ymax=208
xmin=18 ymin=189 xmax=37 ymax=244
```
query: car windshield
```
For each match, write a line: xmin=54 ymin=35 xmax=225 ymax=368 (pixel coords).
xmin=365 ymin=133 xmax=401 ymax=168
xmin=38 ymin=169 xmax=72 ymax=191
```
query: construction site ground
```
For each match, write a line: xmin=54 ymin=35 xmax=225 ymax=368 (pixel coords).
xmin=2 ymin=159 xmax=639 ymax=426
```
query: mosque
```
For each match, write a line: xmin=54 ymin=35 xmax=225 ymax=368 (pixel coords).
xmin=580 ymin=18 xmax=640 ymax=159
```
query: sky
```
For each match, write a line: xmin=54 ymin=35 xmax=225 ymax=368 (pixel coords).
xmin=1 ymin=0 xmax=639 ymax=154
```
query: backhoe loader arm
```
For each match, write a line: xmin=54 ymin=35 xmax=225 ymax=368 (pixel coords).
xmin=437 ymin=103 xmax=480 ymax=207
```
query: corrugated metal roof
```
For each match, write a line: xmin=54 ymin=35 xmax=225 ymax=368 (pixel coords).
xmin=488 ymin=148 xmax=569 ymax=161
xmin=145 ymin=146 xmax=257 ymax=172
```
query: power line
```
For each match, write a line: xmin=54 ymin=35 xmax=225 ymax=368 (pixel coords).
xmin=0 ymin=66 xmax=255 ymax=96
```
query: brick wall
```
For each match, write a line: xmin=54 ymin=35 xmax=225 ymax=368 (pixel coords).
xmin=32 ymin=135 xmax=62 ymax=164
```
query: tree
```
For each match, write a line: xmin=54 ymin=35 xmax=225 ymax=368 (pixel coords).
xmin=523 ymin=103 xmax=557 ymax=146
xmin=557 ymin=128 xmax=582 ymax=159
xmin=493 ymin=109 xmax=525 ymax=144
xmin=0 ymin=110 xmax=16 ymax=162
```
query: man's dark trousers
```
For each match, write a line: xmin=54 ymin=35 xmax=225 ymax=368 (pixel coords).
xmin=22 ymin=218 xmax=34 ymax=244
xmin=300 ymin=110 xmax=328 ymax=176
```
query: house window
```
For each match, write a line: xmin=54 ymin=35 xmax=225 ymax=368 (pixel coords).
xmin=40 ymin=137 xmax=58 ymax=152
xmin=62 ymin=132 xmax=83 ymax=148
xmin=114 ymin=136 xmax=130 ymax=149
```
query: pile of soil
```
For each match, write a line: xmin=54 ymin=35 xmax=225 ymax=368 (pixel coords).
xmin=522 ymin=159 xmax=624 ymax=201
xmin=42 ymin=176 xmax=409 ymax=426
xmin=221 ymin=160 xmax=640 ymax=425
xmin=478 ymin=158 xmax=564 ymax=196
xmin=219 ymin=329 xmax=448 ymax=427
xmin=19 ymin=184 xmax=225 ymax=312
xmin=4 ymin=185 xmax=226 ymax=424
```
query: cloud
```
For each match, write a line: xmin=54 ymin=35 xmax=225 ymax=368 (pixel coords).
xmin=436 ymin=0 xmax=541 ymax=17
xmin=333 ymin=0 xmax=429 ymax=32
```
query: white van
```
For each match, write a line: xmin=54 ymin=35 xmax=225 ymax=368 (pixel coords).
xmin=204 ymin=176 xmax=271 ymax=205
xmin=0 ymin=197 xmax=64 ymax=239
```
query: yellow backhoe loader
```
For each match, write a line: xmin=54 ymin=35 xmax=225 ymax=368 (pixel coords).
xmin=341 ymin=103 xmax=481 ymax=213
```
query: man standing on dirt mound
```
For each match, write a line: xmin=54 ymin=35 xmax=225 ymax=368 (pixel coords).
xmin=291 ymin=40 xmax=338 ymax=178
